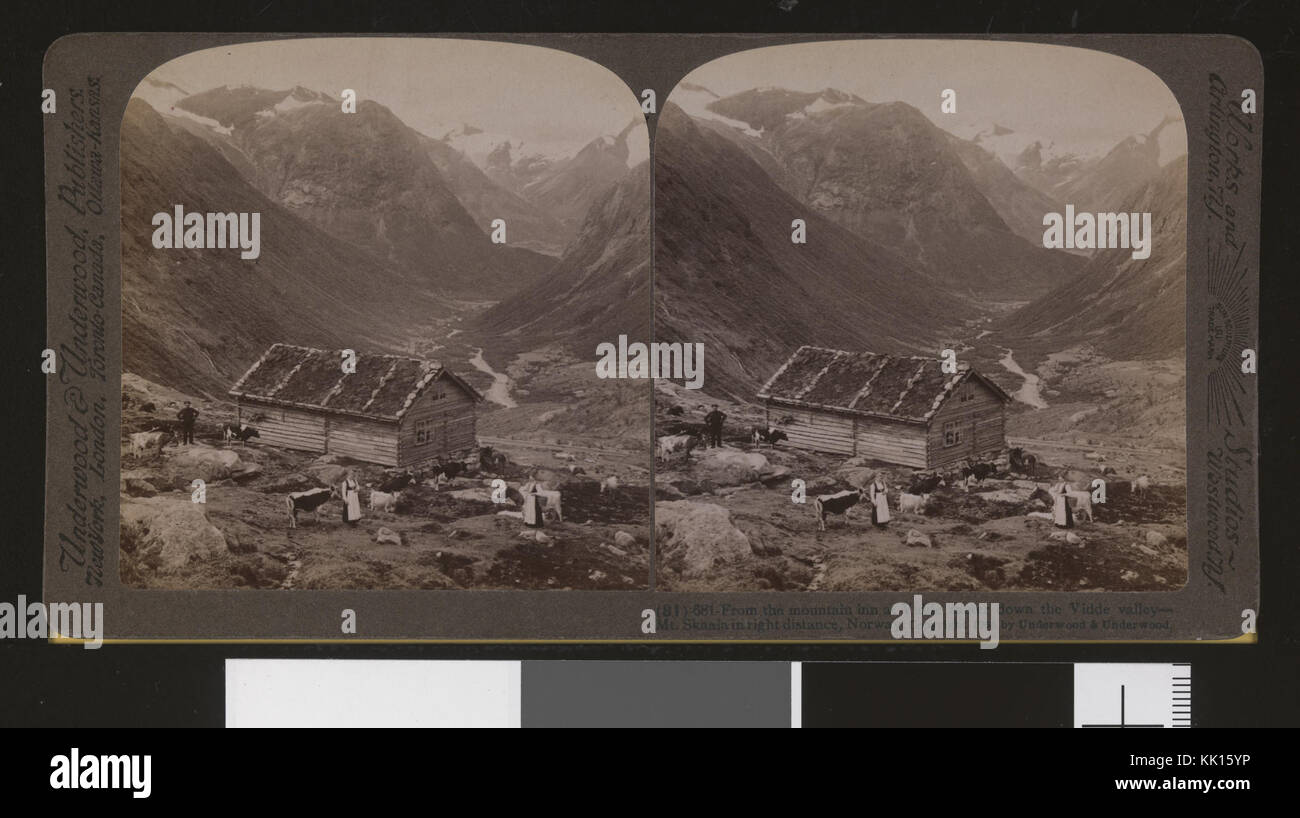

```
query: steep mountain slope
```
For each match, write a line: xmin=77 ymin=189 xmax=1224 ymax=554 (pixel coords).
xmin=420 ymin=134 xmax=568 ymax=256
xmin=474 ymin=162 xmax=651 ymax=354
xmin=121 ymin=99 xmax=448 ymax=398
xmin=945 ymin=135 xmax=1066 ymax=246
xmin=1015 ymin=116 xmax=1183 ymax=213
xmin=996 ymin=158 xmax=1188 ymax=362
xmin=654 ymin=103 xmax=967 ymax=399
xmin=178 ymin=87 xmax=555 ymax=296
xmin=700 ymin=90 xmax=1082 ymax=298
xmin=518 ymin=120 xmax=646 ymax=233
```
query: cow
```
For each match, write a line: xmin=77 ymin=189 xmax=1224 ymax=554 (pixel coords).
xmin=750 ymin=426 xmax=789 ymax=447
xmin=666 ymin=405 xmax=685 ymax=416
xmin=656 ymin=433 xmax=699 ymax=462
xmin=129 ymin=430 xmax=173 ymax=458
xmin=600 ymin=475 xmax=620 ymax=495
xmin=1008 ymin=447 xmax=1038 ymax=477
xmin=376 ymin=469 xmax=416 ymax=493
xmin=908 ymin=473 xmax=945 ymax=495
xmin=897 ymin=493 xmax=930 ymax=514
xmin=479 ymin=447 xmax=508 ymax=475
xmin=1134 ymin=475 xmax=1152 ymax=497
xmin=429 ymin=461 xmax=467 ymax=481
xmin=813 ymin=490 xmax=862 ymax=531
xmin=960 ymin=460 xmax=997 ymax=484
xmin=222 ymin=423 xmax=260 ymax=446
xmin=567 ymin=465 xmax=587 ymax=475
xmin=139 ymin=402 xmax=157 ymax=413
xmin=369 ymin=490 xmax=400 ymax=513
xmin=286 ymin=486 xmax=338 ymax=528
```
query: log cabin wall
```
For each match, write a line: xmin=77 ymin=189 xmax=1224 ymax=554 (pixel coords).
xmin=925 ymin=378 xmax=1006 ymax=470
xmin=396 ymin=375 xmax=478 ymax=467
xmin=238 ymin=401 xmax=329 ymax=454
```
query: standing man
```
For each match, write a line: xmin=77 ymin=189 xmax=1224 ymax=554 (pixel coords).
xmin=703 ymin=404 xmax=726 ymax=449
xmin=177 ymin=400 xmax=199 ymax=445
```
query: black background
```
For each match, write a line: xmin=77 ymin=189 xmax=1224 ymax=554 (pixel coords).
xmin=0 ymin=0 xmax=1296 ymax=730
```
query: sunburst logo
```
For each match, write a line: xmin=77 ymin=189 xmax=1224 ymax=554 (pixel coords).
xmin=1206 ymin=242 xmax=1252 ymax=426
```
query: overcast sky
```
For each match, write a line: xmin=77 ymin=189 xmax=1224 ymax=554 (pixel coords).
xmin=674 ymin=39 xmax=1188 ymax=160
xmin=137 ymin=37 xmax=644 ymax=155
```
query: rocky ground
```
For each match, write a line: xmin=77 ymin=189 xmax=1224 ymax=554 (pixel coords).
xmin=653 ymin=400 xmax=1187 ymax=594
xmin=119 ymin=377 xmax=651 ymax=591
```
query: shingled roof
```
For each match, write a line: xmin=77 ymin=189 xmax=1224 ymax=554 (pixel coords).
xmin=230 ymin=344 xmax=482 ymax=421
xmin=757 ymin=345 xmax=1010 ymax=424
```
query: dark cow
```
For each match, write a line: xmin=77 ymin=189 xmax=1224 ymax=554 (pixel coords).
xmin=286 ymin=486 xmax=339 ymax=528
xmin=666 ymin=405 xmax=685 ymax=416
xmin=1008 ymin=447 xmax=1038 ymax=477
xmin=908 ymin=473 xmax=946 ymax=495
xmin=377 ymin=469 xmax=416 ymax=493
xmin=139 ymin=401 xmax=157 ymax=413
xmin=813 ymin=490 xmax=862 ymax=531
xmin=960 ymin=460 xmax=997 ymax=485
xmin=431 ymin=461 xmax=467 ymax=480
xmin=479 ymin=446 xmax=508 ymax=475
xmin=222 ymin=423 xmax=261 ymax=446
xmin=751 ymin=426 xmax=789 ymax=447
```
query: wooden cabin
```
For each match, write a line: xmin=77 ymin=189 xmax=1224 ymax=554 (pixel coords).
xmin=757 ymin=346 xmax=1011 ymax=470
xmin=229 ymin=344 xmax=482 ymax=467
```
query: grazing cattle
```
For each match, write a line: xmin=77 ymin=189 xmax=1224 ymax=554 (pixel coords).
xmin=478 ymin=447 xmax=508 ymax=475
xmin=750 ymin=426 xmax=789 ymax=447
xmin=129 ymin=430 xmax=173 ymax=458
xmin=960 ymin=460 xmax=997 ymax=484
xmin=369 ymin=490 xmax=400 ymax=513
xmin=600 ymin=475 xmax=620 ymax=495
xmin=139 ymin=401 xmax=156 ymax=413
xmin=813 ymin=490 xmax=862 ymax=531
xmin=897 ymin=493 xmax=930 ymax=514
xmin=908 ymin=474 xmax=945 ymax=495
xmin=666 ymin=405 xmax=685 ymax=416
xmin=286 ymin=486 xmax=338 ymax=528
xmin=656 ymin=434 xmax=699 ymax=461
xmin=1008 ymin=447 xmax=1038 ymax=477
xmin=376 ymin=469 xmax=416 ymax=493
xmin=429 ymin=461 xmax=467 ymax=481
xmin=1134 ymin=475 xmax=1152 ymax=497
xmin=222 ymin=423 xmax=260 ymax=446
xmin=567 ymin=465 xmax=587 ymax=475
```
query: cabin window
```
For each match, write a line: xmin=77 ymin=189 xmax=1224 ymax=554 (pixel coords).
xmin=943 ymin=421 xmax=962 ymax=447
xmin=432 ymin=384 xmax=446 ymax=401
xmin=959 ymin=385 xmax=974 ymax=403
xmin=415 ymin=419 xmax=431 ymax=444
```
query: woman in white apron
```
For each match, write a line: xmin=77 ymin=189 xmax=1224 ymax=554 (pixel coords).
xmin=868 ymin=476 xmax=891 ymax=527
xmin=340 ymin=471 xmax=363 ymax=525
xmin=1051 ymin=482 xmax=1074 ymax=528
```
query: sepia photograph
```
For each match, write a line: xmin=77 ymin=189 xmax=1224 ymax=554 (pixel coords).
xmin=652 ymin=40 xmax=1189 ymax=593
xmin=118 ymin=38 xmax=652 ymax=591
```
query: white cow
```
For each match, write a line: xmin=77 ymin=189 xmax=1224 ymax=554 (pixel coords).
xmin=1134 ymin=475 xmax=1152 ymax=497
xmin=369 ymin=490 xmax=400 ymax=513
xmin=129 ymin=430 xmax=172 ymax=457
xmin=656 ymin=434 xmax=698 ymax=461
xmin=897 ymin=493 xmax=930 ymax=514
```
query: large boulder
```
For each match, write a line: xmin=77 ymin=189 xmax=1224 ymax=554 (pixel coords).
xmin=120 ymin=497 xmax=229 ymax=571
xmin=692 ymin=449 xmax=770 ymax=487
xmin=167 ymin=446 xmax=243 ymax=480
xmin=655 ymin=501 xmax=753 ymax=575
